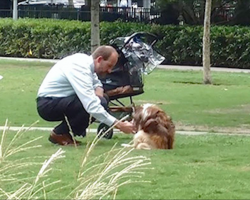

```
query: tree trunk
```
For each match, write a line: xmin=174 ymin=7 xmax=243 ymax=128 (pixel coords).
xmin=13 ymin=0 xmax=18 ymax=20
xmin=68 ymin=0 xmax=74 ymax=7
xmin=202 ymin=0 xmax=212 ymax=84
xmin=91 ymin=0 xmax=100 ymax=53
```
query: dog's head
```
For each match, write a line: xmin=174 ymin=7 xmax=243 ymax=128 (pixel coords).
xmin=132 ymin=103 xmax=175 ymax=149
xmin=133 ymin=103 xmax=175 ymax=132
xmin=133 ymin=104 xmax=166 ymax=129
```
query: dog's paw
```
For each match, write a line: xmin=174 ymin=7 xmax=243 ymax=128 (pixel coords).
xmin=121 ymin=143 xmax=133 ymax=147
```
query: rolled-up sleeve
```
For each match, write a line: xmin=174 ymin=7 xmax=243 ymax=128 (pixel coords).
xmin=93 ymin=73 xmax=103 ymax=89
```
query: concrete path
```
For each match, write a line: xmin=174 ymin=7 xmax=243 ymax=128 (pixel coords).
xmin=1 ymin=56 xmax=250 ymax=73
xmin=157 ymin=65 xmax=250 ymax=73
xmin=0 ymin=56 xmax=58 ymax=63
xmin=1 ymin=126 xmax=250 ymax=137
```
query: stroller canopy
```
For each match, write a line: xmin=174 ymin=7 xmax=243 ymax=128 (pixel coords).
xmin=99 ymin=32 xmax=165 ymax=99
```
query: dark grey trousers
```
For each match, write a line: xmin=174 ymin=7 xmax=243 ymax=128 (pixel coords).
xmin=36 ymin=95 xmax=109 ymax=137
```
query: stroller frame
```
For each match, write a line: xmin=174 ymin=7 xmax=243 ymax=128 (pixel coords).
xmin=97 ymin=32 xmax=161 ymax=138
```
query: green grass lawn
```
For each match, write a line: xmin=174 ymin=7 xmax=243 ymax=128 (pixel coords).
xmin=0 ymin=59 xmax=249 ymax=133
xmin=1 ymin=129 xmax=250 ymax=199
xmin=1 ymin=59 xmax=250 ymax=199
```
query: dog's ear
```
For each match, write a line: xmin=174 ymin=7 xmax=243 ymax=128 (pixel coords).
xmin=156 ymin=112 xmax=175 ymax=149
xmin=133 ymin=105 xmax=143 ymax=130
xmin=153 ymin=123 xmax=174 ymax=149
xmin=159 ymin=112 xmax=175 ymax=132
xmin=143 ymin=118 xmax=158 ymax=133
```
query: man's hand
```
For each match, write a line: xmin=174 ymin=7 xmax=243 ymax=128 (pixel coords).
xmin=115 ymin=120 xmax=135 ymax=134
xmin=95 ymin=87 xmax=104 ymax=97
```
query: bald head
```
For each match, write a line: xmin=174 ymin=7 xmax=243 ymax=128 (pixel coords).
xmin=92 ymin=45 xmax=118 ymax=77
xmin=92 ymin=45 xmax=118 ymax=61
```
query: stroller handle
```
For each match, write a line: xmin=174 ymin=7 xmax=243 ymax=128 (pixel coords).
xmin=120 ymin=32 xmax=158 ymax=51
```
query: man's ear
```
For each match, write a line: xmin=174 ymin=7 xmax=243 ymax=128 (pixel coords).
xmin=97 ymin=56 xmax=103 ymax=63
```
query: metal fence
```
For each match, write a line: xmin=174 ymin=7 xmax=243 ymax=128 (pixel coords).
xmin=0 ymin=5 xmax=156 ymax=23
xmin=0 ymin=9 xmax=11 ymax=18
xmin=0 ymin=4 xmax=237 ymax=25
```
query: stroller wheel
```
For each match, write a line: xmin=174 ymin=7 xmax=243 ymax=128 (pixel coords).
xmin=97 ymin=123 xmax=113 ymax=139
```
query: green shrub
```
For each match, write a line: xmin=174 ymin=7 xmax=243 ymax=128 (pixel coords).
xmin=0 ymin=18 xmax=91 ymax=58
xmin=1 ymin=18 xmax=250 ymax=68
xmin=211 ymin=26 xmax=250 ymax=68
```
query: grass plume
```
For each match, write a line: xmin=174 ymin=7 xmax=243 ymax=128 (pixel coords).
xmin=0 ymin=120 xmax=66 ymax=199
xmin=67 ymin=115 xmax=152 ymax=199
xmin=0 ymin=119 xmax=151 ymax=199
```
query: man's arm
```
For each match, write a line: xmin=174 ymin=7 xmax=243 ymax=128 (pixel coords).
xmin=65 ymin=59 xmax=134 ymax=134
xmin=95 ymin=86 xmax=104 ymax=97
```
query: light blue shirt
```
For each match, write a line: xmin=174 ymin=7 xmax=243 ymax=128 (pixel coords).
xmin=37 ymin=53 xmax=116 ymax=126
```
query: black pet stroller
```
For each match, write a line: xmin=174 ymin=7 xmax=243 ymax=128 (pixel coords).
xmin=97 ymin=32 xmax=165 ymax=139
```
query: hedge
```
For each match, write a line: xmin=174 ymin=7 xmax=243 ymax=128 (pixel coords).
xmin=1 ymin=18 xmax=250 ymax=69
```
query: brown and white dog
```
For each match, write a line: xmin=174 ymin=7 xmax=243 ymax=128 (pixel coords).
xmin=122 ymin=103 xmax=175 ymax=150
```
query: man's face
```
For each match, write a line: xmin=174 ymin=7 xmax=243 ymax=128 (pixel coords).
xmin=95 ymin=52 xmax=118 ymax=78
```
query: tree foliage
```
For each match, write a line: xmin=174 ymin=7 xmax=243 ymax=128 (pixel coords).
xmin=154 ymin=0 xmax=250 ymax=25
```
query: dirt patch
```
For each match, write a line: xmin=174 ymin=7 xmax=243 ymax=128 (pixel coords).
xmin=175 ymin=122 xmax=250 ymax=134
xmin=204 ymin=104 xmax=250 ymax=114
xmin=237 ymin=166 xmax=250 ymax=172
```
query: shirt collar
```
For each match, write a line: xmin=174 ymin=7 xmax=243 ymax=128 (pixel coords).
xmin=90 ymin=56 xmax=95 ymax=73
